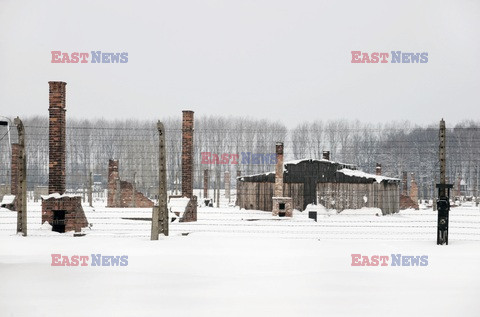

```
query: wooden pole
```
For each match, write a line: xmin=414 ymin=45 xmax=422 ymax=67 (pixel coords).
xmin=132 ymin=172 xmax=136 ymax=208
xmin=88 ymin=171 xmax=93 ymax=207
xmin=437 ymin=119 xmax=451 ymax=245
xmin=216 ymin=169 xmax=220 ymax=208
xmin=439 ymin=119 xmax=446 ymax=197
xmin=151 ymin=121 xmax=168 ymax=240
xmin=14 ymin=117 xmax=27 ymax=236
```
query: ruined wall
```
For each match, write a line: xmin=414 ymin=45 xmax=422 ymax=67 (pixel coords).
xmin=107 ymin=159 xmax=153 ymax=208
xmin=42 ymin=195 xmax=88 ymax=232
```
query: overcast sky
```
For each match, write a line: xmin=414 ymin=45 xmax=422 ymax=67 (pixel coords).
xmin=0 ymin=0 xmax=479 ymax=127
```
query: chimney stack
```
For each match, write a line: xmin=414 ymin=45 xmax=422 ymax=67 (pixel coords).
xmin=402 ymin=171 xmax=408 ymax=194
xmin=48 ymin=81 xmax=67 ymax=194
xmin=182 ymin=111 xmax=194 ymax=198
xmin=322 ymin=151 xmax=330 ymax=160
xmin=107 ymin=159 xmax=119 ymax=207
xmin=274 ymin=142 xmax=284 ymax=197
xmin=375 ymin=163 xmax=382 ymax=176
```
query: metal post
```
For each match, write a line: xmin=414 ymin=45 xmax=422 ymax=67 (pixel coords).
xmin=14 ymin=117 xmax=27 ymax=236
xmin=151 ymin=121 xmax=168 ymax=240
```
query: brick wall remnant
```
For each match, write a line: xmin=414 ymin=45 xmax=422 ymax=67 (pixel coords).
xmin=107 ymin=159 xmax=153 ymax=208
xmin=42 ymin=195 xmax=88 ymax=232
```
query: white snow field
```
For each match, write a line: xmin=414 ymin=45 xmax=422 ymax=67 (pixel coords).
xmin=1 ymin=197 xmax=480 ymax=317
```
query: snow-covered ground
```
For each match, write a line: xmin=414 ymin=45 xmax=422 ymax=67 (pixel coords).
xmin=1 ymin=196 xmax=480 ymax=316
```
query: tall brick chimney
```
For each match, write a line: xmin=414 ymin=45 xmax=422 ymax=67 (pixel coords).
xmin=182 ymin=111 xmax=194 ymax=198
xmin=107 ymin=159 xmax=119 ymax=207
xmin=410 ymin=173 xmax=418 ymax=204
xmin=322 ymin=151 xmax=330 ymax=160
xmin=375 ymin=163 xmax=382 ymax=176
xmin=48 ymin=81 xmax=67 ymax=194
xmin=274 ymin=142 xmax=284 ymax=197
xmin=402 ymin=171 xmax=408 ymax=194
xmin=272 ymin=142 xmax=292 ymax=217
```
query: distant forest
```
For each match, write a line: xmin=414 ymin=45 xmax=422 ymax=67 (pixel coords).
xmin=1 ymin=116 xmax=479 ymax=199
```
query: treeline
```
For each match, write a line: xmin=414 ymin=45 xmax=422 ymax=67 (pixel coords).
xmin=0 ymin=116 xmax=478 ymax=199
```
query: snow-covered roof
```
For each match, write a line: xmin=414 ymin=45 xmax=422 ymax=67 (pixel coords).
xmin=238 ymin=171 xmax=274 ymax=180
xmin=168 ymin=197 xmax=190 ymax=217
xmin=283 ymin=158 xmax=355 ymax=168
xmin=1 ymin=195 xmax=15 ymax=205
xmin=337 ymin=168 xmax=400 ymax=183
xmin=41 ymin=193 xmax=82 ymax=200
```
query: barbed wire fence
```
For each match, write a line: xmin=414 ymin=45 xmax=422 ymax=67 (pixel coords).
xmin=0 ymin=116 xmax=480 ymax=240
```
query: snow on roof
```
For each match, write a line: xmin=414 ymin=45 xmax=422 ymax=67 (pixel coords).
xmin=283 ymin=158 xmax=356 ymax=168
xmin=238 ymin=171 xmax=275 ymax=180
xmin=168 ymin=197 xmax=190 ymax=216
xmin=337 ymin=168 xmax=400 ymax=183
xmin=1 ymin=195 xmax=15 ymax=205
xmin=41 ymin=193 xmax=81 ymax=200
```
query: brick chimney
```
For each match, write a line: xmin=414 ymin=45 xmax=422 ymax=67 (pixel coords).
xmin=272 ymin=142 xmax=292 ymax=217
xmin=274 ymin=142 xmax=284 ymax=197
xmin=107 ymin=159 xmax=119 ymax=207
xmin=375 ymin=163 xmax=382 ymax=176
xmin=48 ymin=81 xmax=67 ymax=194
xmin=402 ymin=171 xmax=408 ymax=194
xmin=410 ymin=173 xmax=418 ymax=204
xmin=182 ymin=111 xmax=194 ymax=198
xmin=322 ymin=151 xmax=330 ymax=160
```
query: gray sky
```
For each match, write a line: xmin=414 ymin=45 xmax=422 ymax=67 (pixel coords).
xmin=1 ymin=0 xmax=479 ymax=127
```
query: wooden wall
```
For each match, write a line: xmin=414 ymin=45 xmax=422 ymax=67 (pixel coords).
xmin=316 ymin=182 xmax=399 ymax=214
xmin=237 ymin=182 xmax=303 ymax=212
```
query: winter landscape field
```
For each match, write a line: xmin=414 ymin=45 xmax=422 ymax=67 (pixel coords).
xmin=1 ymin=193 xmax=480 ymax=317
xmin=2 ymin=0 xmax=480 ymax=316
